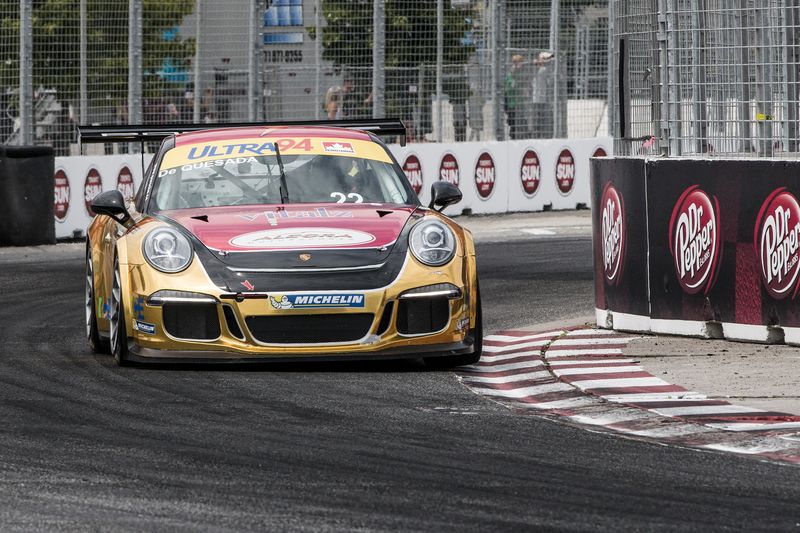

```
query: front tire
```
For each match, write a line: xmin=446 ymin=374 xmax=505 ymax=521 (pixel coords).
xmin=109 ymin=257 xmax=130 ymax=366
xmin=86 ymin=246 xmax=109 ymax=354
xmin=425 ymin=285 xmax=483 ymax=369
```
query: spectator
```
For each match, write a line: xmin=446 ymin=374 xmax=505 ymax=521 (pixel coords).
xmin=325 ymin=85 xmax=342 ymax=119
xmin=340 ymin=75 xmax=369 ymax=119
xmin=505 ymin=54 xmax=525 ymax=139
xmin=531 ymin=51 xmax=555 ymax=139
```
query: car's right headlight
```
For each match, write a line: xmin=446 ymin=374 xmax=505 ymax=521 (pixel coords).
xmin=143 ymin=227 xmax=193 ymax=273
xmin=409 ymin=218 xmax=457 ymax=266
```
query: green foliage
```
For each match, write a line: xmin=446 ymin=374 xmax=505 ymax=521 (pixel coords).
xmin=0 ymin=0 xmax=195 ymax=107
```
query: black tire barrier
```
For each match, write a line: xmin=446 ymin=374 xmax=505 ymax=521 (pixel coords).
xmin=0 ymin=145 xmax=55 ymax=246
xmin=592 ymin=157 xmax=800 ymax=344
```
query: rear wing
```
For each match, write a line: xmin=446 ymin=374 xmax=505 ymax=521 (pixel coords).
xmin=78 ymin=118 xmax=407 ymax=147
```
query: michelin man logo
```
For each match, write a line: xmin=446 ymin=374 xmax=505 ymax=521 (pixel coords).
xmin=270 ymin=295 xmax=294 ymax=309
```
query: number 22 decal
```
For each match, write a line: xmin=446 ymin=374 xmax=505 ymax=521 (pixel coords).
xmin=330 ymin=192 xmax=364 ymax=203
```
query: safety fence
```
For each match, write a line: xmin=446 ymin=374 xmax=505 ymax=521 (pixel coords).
xmin=611 ymin=0 xmax=800 ymax=158
xmin=52 ymin=137 xmax=611 ymax=239
xmin=593 ymin=157 xmax=800 ymax=346
xmin=1 ymin=0 xmax=610 ymax=152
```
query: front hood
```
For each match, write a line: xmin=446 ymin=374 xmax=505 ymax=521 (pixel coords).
xmin=161 ymin=204 xmax=414 ymax=254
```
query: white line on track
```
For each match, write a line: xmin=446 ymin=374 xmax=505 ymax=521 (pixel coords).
xmin=484 ymin=331 xmax=562 ymax=343
xmin=707 ymin=422 xmax=800 ymax=432
xmin=565 ymin=329 xmax=620 ymax=336
xmin=619 ymin=424 xmax=715 ymax=438
xmin=468 ymin=384 xmax=569 ymax=399
xmin=463 ymin=361 xmax=545 ymax=373
xmin=524 ymin=397 xmax=601 ymax=410
xmin=572 ymin=377 xmax=672 ymax=389
xmin=602 ymin=392 xmax=708 ymax=403
xmin=569 ymin=410 xmax=657 ymax=426
xmin=544 ymin=348 xmax=625 ymax=356
xmin=549 ymin=337 xmax=637 ymax=347
xmin=461 ymin=371 xmax=552 ymax=384
xmin=553 ymin=366 xmax=644 ymax=376
xmin=702 ymin=440 xmax=800 ymax=454
xmin=478 ymin=350 xmax=541 ymax=363
xmin=652 ymin=405 xmax=766 ymax=417
xmin=483 ymin=340 xmax=550 ymax=353
xmin=547 ymin=359 xmax=636 ymax=366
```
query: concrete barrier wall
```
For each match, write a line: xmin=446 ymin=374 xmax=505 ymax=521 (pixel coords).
xmin=592 ymin=157 xmax=800 ymax=346
xmin=53 ymin=137 xmax=611 ymax=239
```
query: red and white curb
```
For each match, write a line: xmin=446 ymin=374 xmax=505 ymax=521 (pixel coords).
xmin=459 ymin=327 xmax=800 ymax=465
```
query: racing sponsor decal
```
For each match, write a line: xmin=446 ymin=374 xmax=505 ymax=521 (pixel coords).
xmin=322 ymin=141 xmax=355 ymax=153
xmin=520 ymin=149 xmax=541 ymax=196
xmin=474 ymin=151 xmax=496 ymax=199
xmin=600 ymin=183 xmax=625 ymax=284
xmin=669 ymin=185 xmax=721 ymax=295
xmin=402 ymin=154 xmax=423 ymax=195
xmin=133 ymin=296 xmax=146 ymax=321
xmin=133 ymin=320 xmax=156 ymax=335
xmin=187 ymin=139 xmax=312 ymax=160
xmin=54 ymin=168 xmax=70 ymax=223
xmin=241 ymin=280 xmax=255 ymax=291
xmin=439 ymin=152 xmax=460 ymax=187
xmin=230 ymin=227 xmax=376 ymax=250
xmin=269 ymin=293 xmax=365 ymax=310
xmin=555 ymin=149 xmax=575 ymax=195
xmin=97 ymin=297 xmax=111 ymax=320
xmin=84 ymin=167 xmax=103 ymax=216
xmin=116 ymin=165 xmax=135 ymax=200
xmin=754 ymin=188 xmax=800 ymax=299
xmin=237 ymin=207 xmax=354 ymax=227
xmin=593 ymin=147 xmax=608 ymax=158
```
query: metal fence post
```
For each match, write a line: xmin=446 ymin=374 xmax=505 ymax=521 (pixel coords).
xmin=128 ymin=0 xmax=142 ymax=134
xmin=549 ymin=0 xmax=564 ymax=138
xmin=756 ymin=5 xmax=774 ymax=157
xmin=193 ymin=0 xmax=202 ymax=123
xmin=373 ymin=0 xmax=385 ymax=119
xmin=248 ymin=0 xmax=258 ymax=121
xmin=19 ymin=0 xmax=33 ymax=145
xmin=315 ymin=0 xmax=322 ymax=120
xmin=491 ymin=0 xmax=505 ymax=141
xmin=80 ymin=0 xmax=88 ymax=126
xmin=436 ymin=0 xmax=443 ymax=141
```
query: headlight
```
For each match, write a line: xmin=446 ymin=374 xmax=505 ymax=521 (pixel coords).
xmin=409 ymin=219 xmax=456 ymax=266
xmin=143 ymin=227 xmax=193 ymax=273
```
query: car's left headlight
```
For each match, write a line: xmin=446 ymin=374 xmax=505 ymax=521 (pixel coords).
xmin=409 ymin=218 xmax=457 ymax=266
xmin=143 ymin=227 xmax=193 ymax=273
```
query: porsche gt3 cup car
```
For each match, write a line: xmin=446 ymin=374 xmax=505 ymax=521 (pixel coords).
xmin=83 ymin=120 xmax=482 ymax=366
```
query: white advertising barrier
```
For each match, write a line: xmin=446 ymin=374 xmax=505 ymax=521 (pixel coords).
xmin=390 ymin=137 xmax=612 ymax=214
xmin=54 ymin=155 xmax=153 ymax=239
xmin=53 ymin=137 xmax=611 ymax=238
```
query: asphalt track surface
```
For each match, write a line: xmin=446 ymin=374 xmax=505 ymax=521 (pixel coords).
xmin=0 ymin=236 xmax=798 ymax=532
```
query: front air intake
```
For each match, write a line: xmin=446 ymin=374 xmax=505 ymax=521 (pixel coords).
xmin=396 ymin=297 xmax=450 ymax=335
xmin=162 ymin=303 xmax=221 ymax=341
xmin=245 ymin=314 xmax=374 ymax=344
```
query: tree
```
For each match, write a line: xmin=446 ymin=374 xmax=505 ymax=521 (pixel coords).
xmin=320 ymin=0 xmax=476 ymax=129
xmin=0 ymin=0 xmax=194 ymax=123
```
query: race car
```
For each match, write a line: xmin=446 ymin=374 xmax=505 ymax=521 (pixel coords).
xmin=82 ymin=120 xmax=482 ymax=366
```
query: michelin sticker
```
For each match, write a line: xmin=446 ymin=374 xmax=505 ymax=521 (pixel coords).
xmin=230 ymin=227 xmax=376 ymax=249
xmin=133 ymin=320 xmax=156 ymax=335
xmin=269 ymin=293 xmax=366 ymax=310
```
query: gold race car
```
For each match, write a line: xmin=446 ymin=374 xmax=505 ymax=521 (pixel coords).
xmin=82 ymin=120 xmax=482 ymax=366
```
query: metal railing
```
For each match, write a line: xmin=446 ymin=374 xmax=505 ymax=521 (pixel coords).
xmin=1 ymin=0 xmax=611 ymax=153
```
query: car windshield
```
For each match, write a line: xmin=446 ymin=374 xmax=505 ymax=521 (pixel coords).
xmin=150 ymin=137 xmax=414 ymax=210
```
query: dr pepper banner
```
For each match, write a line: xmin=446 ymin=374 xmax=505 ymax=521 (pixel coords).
xmin=592 ymin=157 xmax=800 ymax=343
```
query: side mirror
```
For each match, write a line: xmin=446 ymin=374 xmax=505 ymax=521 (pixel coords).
xmin=428 ymin=181 xmax=462 ymax=212
xmin=91 ymin=190 xmax=133 ymax=227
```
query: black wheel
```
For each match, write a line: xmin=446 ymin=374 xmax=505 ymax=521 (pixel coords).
xmin=86 ymin=246 xmax=109 ymax=354
xmin=425 ymin=284 xmax=483 ymax=369
xmin=109 ymin=256 xmax=130 ymax=366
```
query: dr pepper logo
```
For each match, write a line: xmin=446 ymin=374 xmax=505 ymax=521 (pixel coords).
xmin=520 ymin=149 xmax=540 ymax=196
xmin=754 ymin=188 xmax=800 ymax=299
xmin=474 ymin=151 xmax=495 ymax=199
xmin=600 ymin=183 xmax=625 ymax=284
xmin=402 ymin=154 xmax=423 ymax=195
xmin=669 ymin=186 xmax=721 ymax=295
xmin=555 ymin=148 xmax=575 ymax=195
xmin=54 ymin=168 xmax=70 ymax=223
xmin=438 ymin=153 xmax=459 ymax=187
